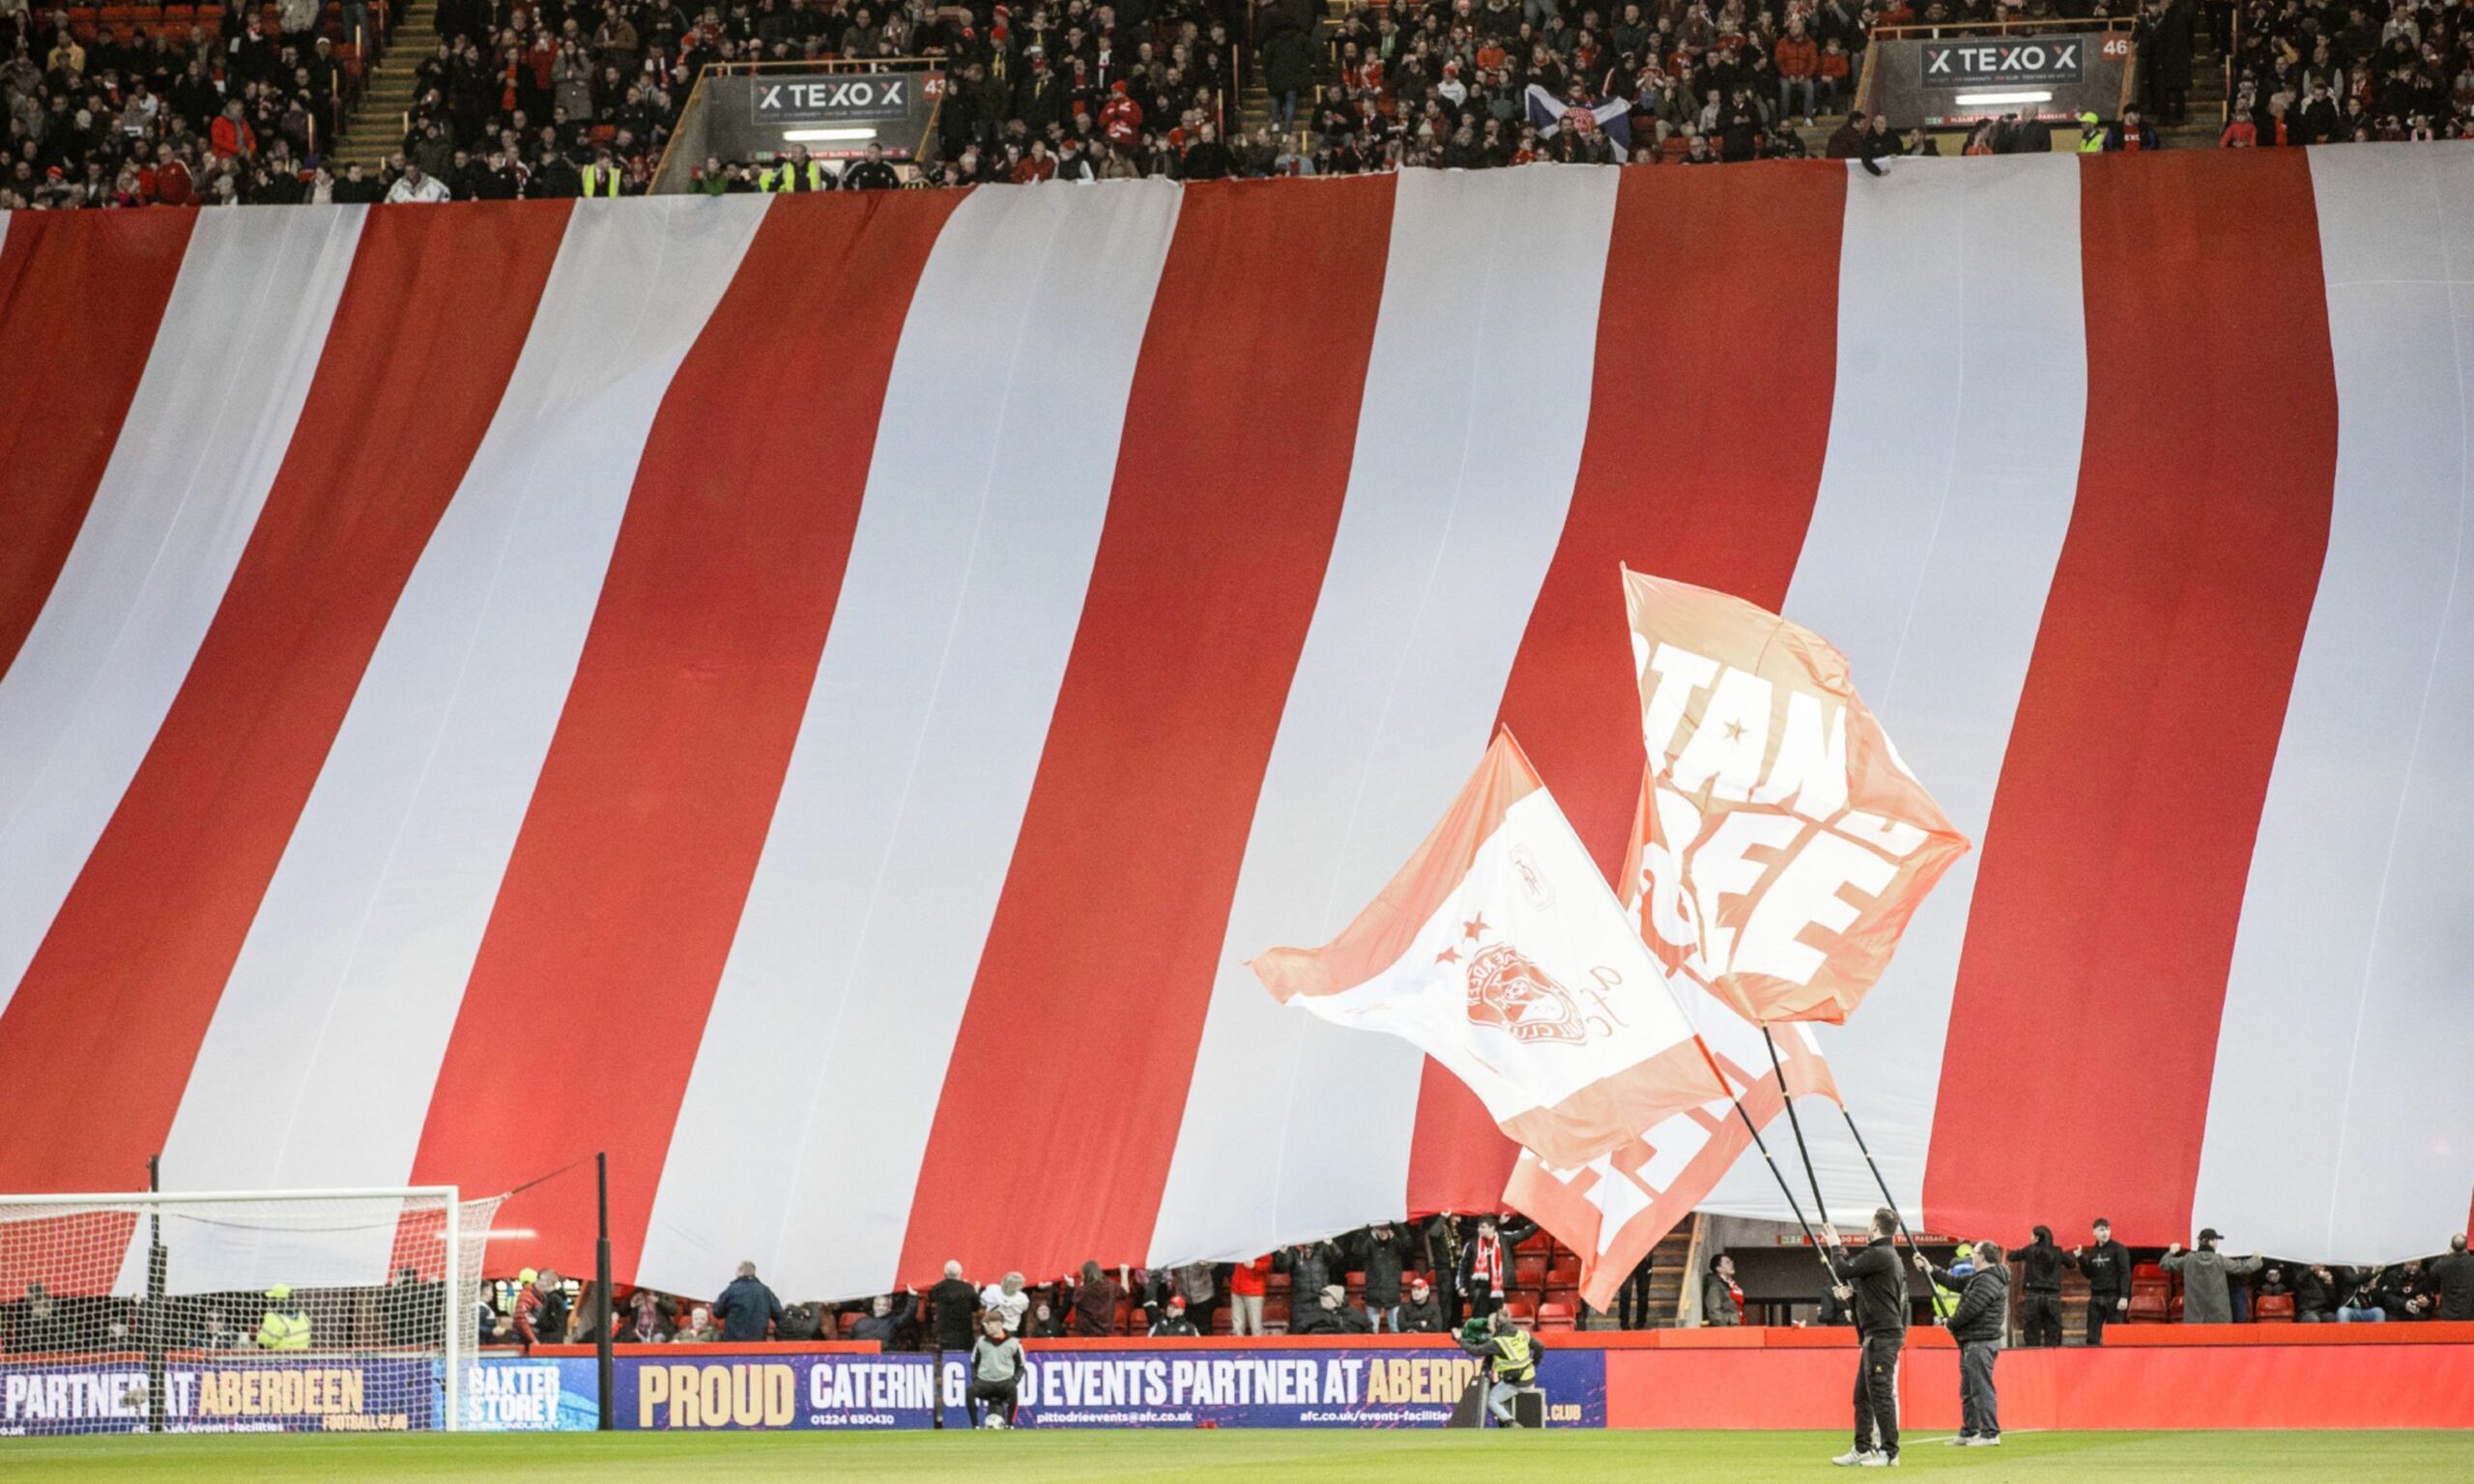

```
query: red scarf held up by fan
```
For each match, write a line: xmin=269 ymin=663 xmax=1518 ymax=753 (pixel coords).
xmin=1472 ymin=1234 xmax=1505 ymax=1297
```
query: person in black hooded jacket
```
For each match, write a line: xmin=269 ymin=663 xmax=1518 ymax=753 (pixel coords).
xmin=1919 ymin=1240 xmax=2009 ymax=1445
xmin=2068 ymin=1218 xmax=2133 ymax=1345
xmin=1822 ymin=1209 xmax=1911 ymax=1467
xmin=2016 ymin=1226 xmax=2065 ymax=1347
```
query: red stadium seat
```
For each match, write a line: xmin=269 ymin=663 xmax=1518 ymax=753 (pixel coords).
xmin=1546 ymin=1258 xmax=1581 ymax=1287
xmin=2127 ymin=1261 xmax=2174 ymax=1323
xmin=1512 ymin=1253 xmax=1548 ymax=1290
xmin=2256 ymin=1293 xmax=2295 ymax=1323
xmin=1538 ymin=1300 xmax=1576 ymax=1331
xmin=1517 ymin=1229 xmax=1554 ymax=1254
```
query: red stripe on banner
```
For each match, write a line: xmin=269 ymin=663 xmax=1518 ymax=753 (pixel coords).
xmin=0 ymin=204 xmax=572 ymax=1191
xmin=1407 ymin=162 xmax=1849 ymax=1215
xmin=899 ymin=178 xmax=1398 ymax=1285
xmin=1925 ymin=153 xmax=2338 ymax=1243
xmin=0 ymin=211 xmax=193 ymax=679
xmin=411 ymin=192 xmax=964 ymax=1277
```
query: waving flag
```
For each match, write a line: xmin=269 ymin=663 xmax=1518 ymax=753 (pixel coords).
xmin=1625 ymin=569 xmax=1969 ymax=1025
xmin=1508 ymin=765 xmax=1847 ymax=1311
xmin=1526 ymin=85 xmax=1633 ymax=150
xmin=1510 ymin=988 xmax=1837 ymax=1312
xmin=1253 ymin=731 xmax=1728 ymax=1169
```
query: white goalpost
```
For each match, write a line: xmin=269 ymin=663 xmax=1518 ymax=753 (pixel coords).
xmin=0 ymin=1186 xmax=500 ymax=1437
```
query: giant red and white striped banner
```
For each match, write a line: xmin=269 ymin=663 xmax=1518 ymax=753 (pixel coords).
xmin=2 ymin=150 xmax=2470 ymax=1304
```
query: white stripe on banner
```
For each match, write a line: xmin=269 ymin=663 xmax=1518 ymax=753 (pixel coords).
xmin=1702 ymin=157 xmax=2086 ymax=1228
xmin=152 ymin=199 xmax=769 ymax=1237
xmin=1146 ymin=166 xmax=1619 ymax=1267
xmin=0 ymin=206 xmax=363 ymax=1015
xmin=2196 ymin=146 xmax=2474 ymax=1261
xmin=639 ymin=183 xmax=1184 ymax=1301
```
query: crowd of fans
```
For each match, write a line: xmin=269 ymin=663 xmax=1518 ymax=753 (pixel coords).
xmin=475 ymin=1213 xmax=1563 ymax=1348
xmin=3 ymin=0 xmax=370 ymax=208
xmin=0 ymin=1219 xmax=2464 ymax=1355
xmin=2219 ymin=0 xmax=2474 ymax=145
xmin=14 ymin=0 xmax=2474 ymax=207
xmin=453 ymin=1219 xmax=2474 ymax=1354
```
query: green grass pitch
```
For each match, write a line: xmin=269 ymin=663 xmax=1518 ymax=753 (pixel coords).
xmin=1 ymin=1430 xmax=2468 ymax=1482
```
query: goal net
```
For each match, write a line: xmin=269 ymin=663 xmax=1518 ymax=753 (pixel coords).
xmin=0 ymin=1187 xmax=500 ymax=1436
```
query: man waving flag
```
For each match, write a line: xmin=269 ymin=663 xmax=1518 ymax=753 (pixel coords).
xmin=1252 ymin=730 xmax=1730 ymax=1170
xmin=1623 ymin=568 xmax=1970 ymax=1025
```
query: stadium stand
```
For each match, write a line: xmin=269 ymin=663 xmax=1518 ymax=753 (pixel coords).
xmin=12 ymin=0 xmax=2474 ymax=204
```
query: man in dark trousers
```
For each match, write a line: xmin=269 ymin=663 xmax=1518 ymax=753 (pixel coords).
xmin=926 ymin=1260 xmax=980 ymax=1428
xmin=2017 ymin=1226 xmax=2065 ymax=1347
xmin=1918 ymin=1240 xmax=2009 ymax=1445
xmin=1350 ymin=1222 xmax=1414 ymax=1331
xmin=2070 ymin=1218 xmax=2133 ymax=1345
xmin=1824 ymin=1208 xmax=1911 ymax=1468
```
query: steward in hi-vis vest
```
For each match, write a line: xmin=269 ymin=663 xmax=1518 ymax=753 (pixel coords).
xmin=1455 ymin=1311 xmax=1540 ymax=1425
xmin=255 ymin=1284 xmax=311 ymax=1351
xmin=581 ymin=153 xmax=624 ymax=197
xmin=762 ymin=147 xmax=835 ymax=191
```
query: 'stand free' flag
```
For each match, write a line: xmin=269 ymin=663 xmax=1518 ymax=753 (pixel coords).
xmin=1252 ymin=730 xmax=1729 ymax=1171
xmin=1624 ymin=568 xmax=1971 ymax=1025
xmin=1507 ymin=773 xmax=1846 ymax=1313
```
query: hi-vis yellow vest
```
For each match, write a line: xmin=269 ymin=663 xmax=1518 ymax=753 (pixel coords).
xmin=1493 ymin=1330 xmax=1535 ymax=1384
xmin=256 ymin=1308 xmax=311 ymax=1351
xmin=582 ymin=164 xmax=622 ymax=197
xmin=2078 ymin=129 xmax=2106 ymax=153
xmin=763 ymin=160 xmax=831 ymax=191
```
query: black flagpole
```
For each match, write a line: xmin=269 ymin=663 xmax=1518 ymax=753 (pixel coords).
xmin=1761 ymin=1026 xmax=1833 ymax=1229
xmin=1838 ymin=1104 xmax=1949 ymax=1319
xmin=1761 ymin=1026 xmax=1946 ymax=1318
xmin=1694 ymin=1042 xmax=1839 ymax=1283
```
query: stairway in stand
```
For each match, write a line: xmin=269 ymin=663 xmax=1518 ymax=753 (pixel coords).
xmin=331 ymin=0 xmax=439 ymax=172
xmin=2161 ymin=45 xmax=2231 ymax=150
xmin=1235 ymin=0 xmax=1348 ymax=145
xmin=1640 ymin=1220 xmax=1698 ymax=1326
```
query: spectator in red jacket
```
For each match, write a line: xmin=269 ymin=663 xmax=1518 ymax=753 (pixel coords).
xmin=1100 ymin=80 xmax=1143 ymax=147
xmin=209 ymin=100 xmax=256 ymax=160
xmin=1010 ymin=138 xmax=1057 ymax=184
xmin=1229 ymin=1255 xmax=1272 ymax=1337
xmin=513 ymin=1269 xmax=566 ymax=1347
xmin=1774 ymin=17 xmax=1822 ymax=124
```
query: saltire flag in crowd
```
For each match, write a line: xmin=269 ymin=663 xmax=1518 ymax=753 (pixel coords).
xmin=1526 ymin=85 xmax=1633 ymax=151
xmin=1623 ymin=569 xmax=1971 ymax=1025
xmin=2 ymin=148 xmax=2473 ymax=1307
xmin=1252 ymin=731 xmax=1730 ymax=1170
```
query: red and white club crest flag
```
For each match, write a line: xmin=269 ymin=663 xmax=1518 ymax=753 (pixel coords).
xmin=1510 ymin=784 xmax=1845 ymax=1310
xmin=1251 ymin=731 xmax=1729 ymax=1170
xmin=1625 ymin=568 xmax=1970 ymax=1025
